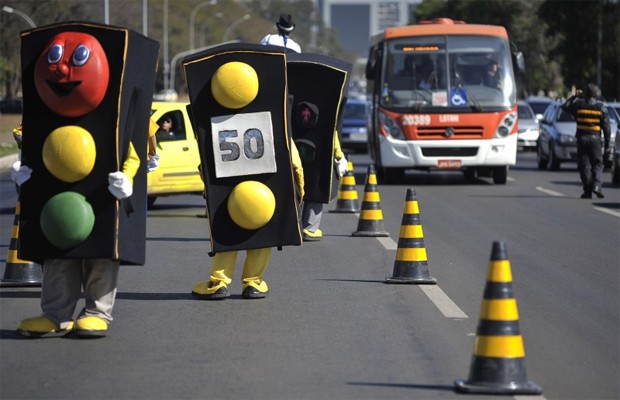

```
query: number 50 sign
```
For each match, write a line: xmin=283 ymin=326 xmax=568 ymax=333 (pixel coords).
xmin=211 ymin=111 xmax=277 ymax=178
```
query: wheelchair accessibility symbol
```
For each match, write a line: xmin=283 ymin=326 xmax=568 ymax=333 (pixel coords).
xmin=450 ymin=89 xmax=467 ymax=106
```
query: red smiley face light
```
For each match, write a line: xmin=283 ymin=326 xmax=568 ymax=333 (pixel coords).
xmin=34 ymin=32 xmax=110 ymax=117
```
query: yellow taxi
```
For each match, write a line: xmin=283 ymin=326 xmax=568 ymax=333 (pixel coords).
xmin=148 ymin=101 xmax=204 ymax=206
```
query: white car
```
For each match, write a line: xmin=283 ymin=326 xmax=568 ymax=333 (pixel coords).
xmin=517 ymin=100 xmax=539 ymax=151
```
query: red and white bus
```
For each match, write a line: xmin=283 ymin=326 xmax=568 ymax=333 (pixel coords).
xmin=365 ymin=18 xmax=524 ymax=183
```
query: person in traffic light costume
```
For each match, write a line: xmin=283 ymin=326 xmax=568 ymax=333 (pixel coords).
xmin=286 ymin=53 xmax=351 ymax=242
xmin=12 ymin=22 xmax=159 ymax=337
xmin=183 ymin=43 xmax=304 ymax=299
xmin=561 ymin=84 xmax=612 ymax=199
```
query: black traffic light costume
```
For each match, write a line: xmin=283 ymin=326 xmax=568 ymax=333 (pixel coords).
xmin=287 ymin=53 xmax=351 ymax=203
xmin=183 ymin=42 xmax=302 ymax=253
xmin=15 ymin=22 xmax=158 ymax=337
xmin=20 ymin=21 xmax=158 ymax=263
xmin=183 ymin=43 xmax=304 ymax=299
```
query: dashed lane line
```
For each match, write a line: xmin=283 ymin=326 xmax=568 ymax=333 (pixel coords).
xmin=536 ymin=186 xmax=620 ymax=218
xmin=419 ymin=285 xmax=468 ymax=319
xmin=372 ymin=232 xmax=548 ymax=400
xmin=593 ymin=206 xmax=620 ymax=218
xmin=375 ymin=235 xmax=468 ymax=319
xmin=536 ymin=186 xmax=564 ymax=197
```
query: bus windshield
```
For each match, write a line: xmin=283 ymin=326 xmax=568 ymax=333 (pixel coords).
xmin=380 ymin=35 xmax=515 ymax=111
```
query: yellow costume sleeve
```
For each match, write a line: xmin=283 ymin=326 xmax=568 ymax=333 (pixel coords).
xmin=147 ymin=117 xmax=158 ymax=157
xmin=148 ymin=117 xmax=158 ymax=138
xmin=290 ymin=140 xmax=305 ymax=199
xmin=122 ymin=142 xmax=140 ymax=185
xmin=333 ymin=131 xmax=344 ymax=160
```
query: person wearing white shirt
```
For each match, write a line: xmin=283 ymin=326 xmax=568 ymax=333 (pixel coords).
xmin=260 ymin=13 xmax=301 ymax=53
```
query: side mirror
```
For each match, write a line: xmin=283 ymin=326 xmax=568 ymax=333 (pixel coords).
xmin=365 ymin=45 xmax=380 ymax=80
xmin=514 ymin=51 xmax=525 ymax=74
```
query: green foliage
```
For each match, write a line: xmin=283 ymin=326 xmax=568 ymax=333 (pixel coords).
xmin=2 ymin=0 xmax=618 ymax=100
xmin=413 ymin=0 xmax=619 ymax=100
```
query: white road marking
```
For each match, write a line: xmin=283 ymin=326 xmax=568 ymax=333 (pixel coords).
xmin=514 ymin=395 xmax=547 ymax=400
xmin=375 ymin=235 xmax=468 ymax=319
xmin=419 ymin=285 xmax=469 ymax=319
xmin=376 ymin=236 xmax=397 ymax=250
xmin=536 ymin=186 xmax=564 ymax=197
xmin=593 ymin=206 xmax=620 ymax=218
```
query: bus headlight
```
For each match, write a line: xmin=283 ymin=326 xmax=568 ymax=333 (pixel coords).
xmin=495 ymin=111 xmax=517 ymax=138
xmin=379 ymin=111 xmax=405 ymax=140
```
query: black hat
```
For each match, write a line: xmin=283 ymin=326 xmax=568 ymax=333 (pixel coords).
xmin=276 ymin=14 xmax=295 ymax=33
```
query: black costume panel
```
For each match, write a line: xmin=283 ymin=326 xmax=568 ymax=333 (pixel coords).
xmin=19 ymin=21 xmax=159 ymax=264
xmin=183 ymin=43 xmax=301 ymax=253
xmin=286 ymin=53 xmax=351 ymax=203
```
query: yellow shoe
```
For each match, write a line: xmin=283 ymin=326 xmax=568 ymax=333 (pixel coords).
xmin=303 ymin=228 xmax=323 ymax=242
xmin=75 ymin=316 xmax=108 ymax=338
xmin=241 ymin=280 xmax=269 ymax=299
xmin=17 ymin=316 xmax=74 ymax=338
xmin=191 ymin=280 xmax=230 ymax=300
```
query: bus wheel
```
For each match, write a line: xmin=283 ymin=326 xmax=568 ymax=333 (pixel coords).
xmin=147 ymin=196 xmax=157 ymax=208
xmin=493 ymin=166 xmax=508 ymax=184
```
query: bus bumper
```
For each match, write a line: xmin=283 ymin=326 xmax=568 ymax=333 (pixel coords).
xmin=378 ymin=134 xmax=517 ymax=169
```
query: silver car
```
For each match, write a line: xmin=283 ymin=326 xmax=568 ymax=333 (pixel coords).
xmin=537 ymin=100 xmax=618 ymax=171
xmin=608 ymin=102 xmax=620 ymax=184
xmin=517 ymin=100 xmax=539 ymax=151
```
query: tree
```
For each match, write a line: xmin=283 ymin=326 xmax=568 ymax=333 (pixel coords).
xmin=412 ymin=0 xmax=620 ymax=100
xmin=539 ymin=0 xmax=620 ymax=100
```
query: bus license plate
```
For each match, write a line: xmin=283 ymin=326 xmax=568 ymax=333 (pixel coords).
xmin=438 ymin=160 xmax=461 ymax=168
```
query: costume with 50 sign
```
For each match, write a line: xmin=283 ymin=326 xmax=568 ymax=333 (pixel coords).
xmin=183 ymin=43 xmax=304 ymax=299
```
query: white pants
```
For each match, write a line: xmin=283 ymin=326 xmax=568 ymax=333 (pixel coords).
xmin=41 ymin=258 xmax=120 ymax=326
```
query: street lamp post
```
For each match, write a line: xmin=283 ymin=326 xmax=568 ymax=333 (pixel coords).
xmin=199 ymin=12 xmax=223 ymax=48
xmin=223 ymin=14 xmax=250 ymax=42
xmin=189 ymin=0 xmax=217 ymax=51
xmin=1 ymin=6 xmax=36 ymax=28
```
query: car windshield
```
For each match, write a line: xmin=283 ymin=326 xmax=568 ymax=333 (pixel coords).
xmin=381 ymin=34 xmax=515 ymax=111
xmin=606 ymin=104 xmax=619 ymax=124
xmin=344 ymin=102 xmax=367 ymax=119
xmin=518 ymin=104 xmax=535 ymax=119
xmin=527 ymin=101 xmax=551 ymax=115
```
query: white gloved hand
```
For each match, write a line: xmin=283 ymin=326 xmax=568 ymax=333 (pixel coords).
xmin=147 ymin=154 xmax=160 ymax=173
xmin=335 ymin=157 xmax=348 ymax=178
xmin=108 ymin=171 xmax=133 ymax=199
xmin=11 ymin=160 xmax=32 ymax=186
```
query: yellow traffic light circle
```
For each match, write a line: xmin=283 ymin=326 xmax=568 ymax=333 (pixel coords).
xmin=227 ymin=180 xmax=275 ymax=230
xmin=42 ymin=125 xmax=96 ymax=183
xmin=211 ymin=61 xmax=259 ymax=109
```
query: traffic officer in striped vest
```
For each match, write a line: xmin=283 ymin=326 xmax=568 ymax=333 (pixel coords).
xmin=561 ymin=84 xmax=612 ymax=199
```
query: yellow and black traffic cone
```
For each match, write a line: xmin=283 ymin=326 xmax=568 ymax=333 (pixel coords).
xmin=385 ymin=188 xmax=436 ymax=284
xmin=455 ymin=241 xmax=542 ymax=395
xmin=330 ymin=160 xmax=359 ymax=213
xmin=1 ymin=200 xmax=42 ymax=287
xmin=352 ymin=164 xmax=389 ymax=237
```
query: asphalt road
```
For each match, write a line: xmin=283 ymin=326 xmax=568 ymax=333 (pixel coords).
xmin=0 ymin=152 xmax=618 ymax=400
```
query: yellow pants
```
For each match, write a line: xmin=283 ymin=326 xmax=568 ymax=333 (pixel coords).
xmin=209 ymin=248 xmax=271 ymax=290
